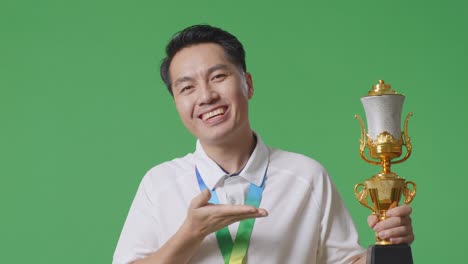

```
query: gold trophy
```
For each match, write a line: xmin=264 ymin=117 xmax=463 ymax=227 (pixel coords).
xmin=354 ymin=80 xmax=416 ymax=264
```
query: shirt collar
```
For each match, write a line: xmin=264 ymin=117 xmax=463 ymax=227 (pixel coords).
xmin=194 ymin=134 xmax=269 ymax=190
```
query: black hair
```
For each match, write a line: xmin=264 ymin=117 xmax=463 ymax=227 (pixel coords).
xmin=160 ymin=24 xmax=246 ymax=96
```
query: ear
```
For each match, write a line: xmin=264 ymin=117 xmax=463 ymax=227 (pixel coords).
xmin=245 ymin=72 xmax=254 ymax=99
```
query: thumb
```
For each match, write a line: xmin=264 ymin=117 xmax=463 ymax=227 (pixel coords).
xmin=190 ymin=189 xmax=211 ymax=209
xmin=367 ymin=213 xmax=378 ymax=229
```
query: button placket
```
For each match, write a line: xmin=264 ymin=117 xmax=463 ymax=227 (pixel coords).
xmin=224 ymin=175 xmax=242 ymax=205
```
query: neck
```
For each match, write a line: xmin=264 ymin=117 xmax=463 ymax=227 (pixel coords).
xmin=201 ymin=131 xmax=256 ymax=174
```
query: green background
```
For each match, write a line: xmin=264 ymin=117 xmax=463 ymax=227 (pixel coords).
xmin=1 ymin=0 xmax=466 ymax=263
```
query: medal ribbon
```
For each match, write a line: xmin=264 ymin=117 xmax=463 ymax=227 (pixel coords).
xmin=196 ymin=167 xmax=265 ymax=264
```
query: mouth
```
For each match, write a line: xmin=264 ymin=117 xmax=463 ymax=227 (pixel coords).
xmin=200 ymin=106 xmax=228 ymax=121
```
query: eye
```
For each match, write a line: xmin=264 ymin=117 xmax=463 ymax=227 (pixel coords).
xmin=180 ymin=85 xmax=194 ymax=94
xmin=211 ymin=73 xmax=228 ymax=82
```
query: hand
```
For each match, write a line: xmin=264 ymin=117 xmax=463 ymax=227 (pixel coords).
xmin=181 ymin=189 xmax=268 ymax=241
xmin=367 ymin=204 xmax=414 ymax=244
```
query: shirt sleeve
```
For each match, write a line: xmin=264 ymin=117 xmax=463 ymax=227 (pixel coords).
xmin=113 ymin=171 xmax=160 ymax=264
xmin=315 ymin=171 xmax=366 ymax=263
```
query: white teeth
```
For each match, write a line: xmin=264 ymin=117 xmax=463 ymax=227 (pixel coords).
xmin=202 ymin=108 xmax=225 ymax=120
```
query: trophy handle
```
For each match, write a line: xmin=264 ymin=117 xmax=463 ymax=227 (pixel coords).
xmin=393 ymin=112 xmax=413 ymax=164
xmin=354 ymin=183 xmax=375 ymax=212
xmin=355 ymin=114 xmax=380 ymax=165
xmin=403 ymin=181 xmax=417 ymax=204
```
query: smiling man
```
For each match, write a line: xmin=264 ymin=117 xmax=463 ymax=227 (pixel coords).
xmin=170 ymin=43 xmax=254 ymax=166
xmin=113 ymin=25 xmax=414 ymax=264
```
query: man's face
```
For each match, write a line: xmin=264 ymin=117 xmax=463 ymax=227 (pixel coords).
xmin=169 ymin=43 xmax=253 ymax=145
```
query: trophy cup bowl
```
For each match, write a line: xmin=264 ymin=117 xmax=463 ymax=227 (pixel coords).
xmin=354 ymin=80 xmax=417 ymax=253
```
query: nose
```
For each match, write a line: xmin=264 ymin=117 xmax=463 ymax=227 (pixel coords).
xmin=198 ymin=84 xmax=219 ymax=105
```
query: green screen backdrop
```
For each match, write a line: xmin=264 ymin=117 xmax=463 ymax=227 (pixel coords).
xmin=1 ymin=0 xmax=467 ymax=263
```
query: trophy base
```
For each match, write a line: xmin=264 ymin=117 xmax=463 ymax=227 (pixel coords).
xmin=366 ymin=244 xmax=413 ymax=264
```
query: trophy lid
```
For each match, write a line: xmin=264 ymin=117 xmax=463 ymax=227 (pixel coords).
xmin=360 ymin=80 xmax=405 ymax=140
xmin=368 ymin=80 xmax=398 ymax=96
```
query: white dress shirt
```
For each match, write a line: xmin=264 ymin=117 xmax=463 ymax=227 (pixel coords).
xmin=113 ymin=135 xmax=365 ymax=264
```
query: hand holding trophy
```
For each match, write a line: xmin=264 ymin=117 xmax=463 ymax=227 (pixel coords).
xmin=354 ymin=80 xmax=416 ymax=264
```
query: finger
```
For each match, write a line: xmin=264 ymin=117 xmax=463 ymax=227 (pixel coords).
xmin=374 ymin=216 xmax=411 ymax=232
xmin=208 ymin=204 xmax=266 ymax=217
xmin=201 ymin=209 xmax=269 ymax=233
xmin=378 ymin=225 xmax=412 ymax=240
xmin=207 ymin=206 xmax=268 ymax=227
xmin=231 ymin=209 xmax=268 ymax=219
xmin=367 ymin=214 xmax=378 ymax=229
xmin=190 ymin=189 xmax=211 ymax=209
xmin=387 ymin=204 xmax=412 ymax=217
xmin=390 ymin=234 xmax=415 ymax=245
xmin=257 ymin=208 xmax=268 ymax=216
xmin=218 ymin=211 xmax=269 ymax=227
xmin=194 ymin=207 xmax=269 ymax=236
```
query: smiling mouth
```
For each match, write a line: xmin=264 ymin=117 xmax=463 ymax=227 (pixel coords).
xmin=200 ymin=107 xmax=227 ymax=121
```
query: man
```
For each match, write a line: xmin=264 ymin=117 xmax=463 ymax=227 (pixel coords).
xmin=113 ymin=25 xmax=414 ymax=264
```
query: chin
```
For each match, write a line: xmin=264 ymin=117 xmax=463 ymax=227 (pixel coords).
xmin=198 ymin=127 xmax=238 ymax=144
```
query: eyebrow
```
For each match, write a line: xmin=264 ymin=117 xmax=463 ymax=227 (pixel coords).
xmin=173 ymin=64 xmax=231 ymax=87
